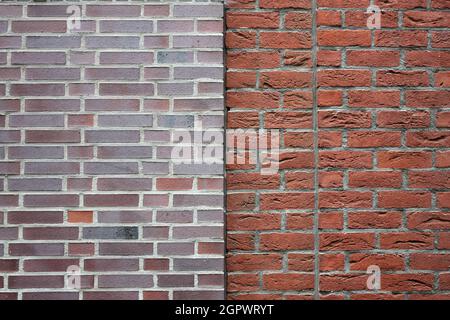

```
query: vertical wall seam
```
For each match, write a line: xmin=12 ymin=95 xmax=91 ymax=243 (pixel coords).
xmin=311 ymin=0 xmax=320 ymax=300
xmin=222 ymin=0 xmax=228 ymax=300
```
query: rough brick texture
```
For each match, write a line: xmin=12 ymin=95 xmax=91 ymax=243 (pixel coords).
xmin=226 ymin=0 xmax=316 ymax=300
xmin=316 ymin=0 xmax=450 ymax=300
xmin=226 ymin=0 xmax=450 ymax=300
xmin=1 ymin=0 xmax=449 ymax=301
xmin=0 ymin=0 xmax=224 ymax=300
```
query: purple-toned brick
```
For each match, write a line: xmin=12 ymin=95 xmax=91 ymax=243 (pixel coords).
xmin=0 ymin=1 xmax=225 ymax=301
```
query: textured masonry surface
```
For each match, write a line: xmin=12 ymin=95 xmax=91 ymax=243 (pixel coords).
xmin=0 ymin=0 xmax=225 ymax=300
xmin=226 ymin=0 xmax=450 ymax=300
xmin=0 ymin=0 xmax=449 ymax=301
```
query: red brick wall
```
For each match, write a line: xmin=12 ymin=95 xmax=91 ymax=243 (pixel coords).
xmin=0 ymin=0 xmax=449 ymax=301
xmin=0 ymin=1 xmax=224 ymax=300
xmin=226 ymin=0 xmax=450 ymax=300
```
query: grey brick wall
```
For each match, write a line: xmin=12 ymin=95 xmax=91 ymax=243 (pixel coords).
xmin=0 ymin=0 xmax=224 ymax=300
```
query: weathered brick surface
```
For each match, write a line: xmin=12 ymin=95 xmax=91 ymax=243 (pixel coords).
xmin=226 ymin=0 xmax=450 ymax=300
xmin=1 ymin=0 xmax=449 ymax=301
xmin=316 ymin=0 xmax=450 ymax=300
xmin=225 ymin=0 xmax=316 ymax=300
xmin=0 ymin=0 xmax=224 ymax=300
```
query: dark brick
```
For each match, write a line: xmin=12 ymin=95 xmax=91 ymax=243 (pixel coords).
xmin=83 ymin=227 xmax=139 ymax=240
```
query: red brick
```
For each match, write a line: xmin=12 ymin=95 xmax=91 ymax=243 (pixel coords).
xmin=377 ymin=70 xmax=429 ymax=87
xmin=375 ymin=30 xmax=428 ymax=47
xmin=318 ymin=90 xmax=342 ymax=107
xmin=319 ymin=151 xmax=372 ymax=168
xmin=347 ymin=50 xmax=400 ymax=67
xmin=318 ymin=70 xmax=371 ymax=87
xmin=260 ymin=233 xmax=314 ymax=251
xmin=406 ymin=90 xmax=450 ymax=107
xmin=227 ymin=254 xmax=282 ymax=272
xmin=410 ymin=253 xmax=450 ymax=270
xmin=260 ymin=71 xmax=312 ymax=88
xmin=227 ymin=193 xmax=255 ymax=211
xmin=317 ymin=50 xmax=341 ymax=67
xmin=348 ymin=131 xmax=401 ymax=147
xmin=68 ymin=211 xmax=93 ymax=224
xmin=378 ymin=151 xmax=432 ymax=169
xmin=285 ymin=12 xmax=312 ymax=29
xmin=349 ymin=171 xmax=402 ymax=188
xmin=260 ymin=32 xmax=312 ymax=49
xmin=260 ymin=192 xmax=314 ymax=210
xmin=263 ymin=273 xmax=314 ymax=291
xmin=226 ymin=31 xmax=256 ymax=48
xmin=319 ymin=212 xmax=343 ymax=230
xmin=317 ymin=10 xmax=341 ymax=27
xmin=156 ymin=178 xmax=193 ymax=191
xmin=437 ymin=151 xmax=450 ymax=167
xmin=265 ymin=112 xmax=312 ymax=128
xmin=227 ymin=12 xmax=280 ymax=29
xmin=227 ymin=91 xmax=280 ymax=109
xmin=318 ymin=30 xmax=371 ymax=46
xmin=348 ymin=211 xmax=402 ymax=229
xmin=260 ymin=0 xmax=311 ymax=9
xmin=226 ymin=72 xmax=257 ymax=88
xmin=346 ymin=11 xmax=398 ymax=28
xmin=319 ymin=191 xmax=372 ymax=208
xmin=284 ymin=51 xmax=312 ymax=68
xmin=348 ymin=91 xmax=400 ymax=108
xmin=227 ymin=51 xmax=279 ymax=69
xmin=404 ymin=11 xmax=450 ymax=28
xmin=288 ymin=254 xmax=314 ymax=271
xmin=287 ymin=213 xmax=314 ymax=230
xmin=320 ymin=274 xmax=368 ymax=291
xmin=379 ymin=191 xmax=432 ymax=208
xmin=381 ymin=232 xmax=434 ymax=249
xmin=320 ymin=233 xmax=375 ymax=251
xmin=438 ymin=192 xmax=450 ymax=208
xmin=320 ymin=253 xmax=345 ymax=271
xmin=228 ymin=274 xmax=259 ymax=292
xmin=382 ymin=274 xmax=434 ymax=291
xmin=227 ymin=173 xmax=279 ymax=190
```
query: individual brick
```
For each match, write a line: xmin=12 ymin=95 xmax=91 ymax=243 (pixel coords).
xmin=12 ymin=52 xmax=66 ymax=65
xmin=86 ymin=5 xmax=141 ymax=17
xmin=83 ymin=227 xmax=138 ymax=240
xmin=24 ymin=259 xmax=79 ymax=273
xmin=26 ymin=36 xmax=81 ymax=49
xmin=99 ymin=243 xmax=153 ymax=256
xmin=100 ymin=21 xmax=153 ymax=33
xmin=9 ymin=243 xmax=64 ymax=256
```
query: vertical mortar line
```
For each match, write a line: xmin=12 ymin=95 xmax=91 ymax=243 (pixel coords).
xmin=222 ymin=0 xmax=228 ymax=300
xmin=311 ymin=0 xmax=320 ymax=300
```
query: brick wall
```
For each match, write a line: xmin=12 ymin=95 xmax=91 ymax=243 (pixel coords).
xmin=0 ymin=0 xmax=225 ymax=300
xmin=316 ymin=0 xmax=450 ymax=300
xmin=226 ymin=0 xmax=450 ymax=300
xmin=226 ymin=0 xmax=316 ymax=300
xmin=1 ymin=0 xmax=449 ymax=301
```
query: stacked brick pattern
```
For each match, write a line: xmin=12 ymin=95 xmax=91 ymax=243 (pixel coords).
xmin=0 ymin=1 xmax=225 ymax=300
xmin=316 ymin=0 xmax=449 ymax=300
xmin=226 ymin=0 xmax=450 ymax=300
